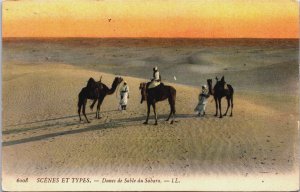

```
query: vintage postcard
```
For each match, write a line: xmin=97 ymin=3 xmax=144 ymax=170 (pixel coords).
xmin=1 ymin=0 xmax=299 ymax=191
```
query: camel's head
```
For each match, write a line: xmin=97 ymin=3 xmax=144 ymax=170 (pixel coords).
xmin=114 ymin=76 xmax=123 ymax=85
xmin=207 ymin=79 xmax=214 ymax=95
xmin=139 ymin=82 xmax=147 ymax=104
xmin=115 ymin=77 xmax=123 ymax=84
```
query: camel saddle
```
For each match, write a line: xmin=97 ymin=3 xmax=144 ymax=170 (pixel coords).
xmin=148 ymin=80 xmax=161 ymax=89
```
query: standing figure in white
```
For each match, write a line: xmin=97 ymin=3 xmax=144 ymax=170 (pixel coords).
xmin=119 ymin=81 xmax=129 ymax=110
xmin=194 ymin=85 xmax=210 ymax=117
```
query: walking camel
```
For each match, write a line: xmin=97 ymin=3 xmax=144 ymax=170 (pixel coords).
xmin=139 ymin=82 xmax=176 ymax=125
xmin=207 ymin=76 xmax=234 ymax=118
xmin=78 ymin=76 xmax=123 ymax=123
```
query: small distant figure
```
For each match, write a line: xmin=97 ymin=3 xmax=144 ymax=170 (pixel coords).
xmin=194 ymin=85 xmax=210 ymax=117
xmin=119 ymin=81 xmax=129 ymax=110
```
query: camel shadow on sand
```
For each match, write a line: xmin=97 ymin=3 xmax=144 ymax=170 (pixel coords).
xmin=4 ymin=110 xmax=119 ymax=129
xmin=3 ymin=110 xmax=122 ymax=135
xmin=3 ymin=113 xmax=204 ymax=147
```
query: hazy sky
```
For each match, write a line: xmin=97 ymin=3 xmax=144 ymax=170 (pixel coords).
xmin=3 ymin=0 xmax=299 ymax=38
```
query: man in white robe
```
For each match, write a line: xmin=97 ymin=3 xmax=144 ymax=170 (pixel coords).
xmin=119 ymin=81 xmax=129 ymax=110
xmin=194 ymin=85 xmax=210 ymax=116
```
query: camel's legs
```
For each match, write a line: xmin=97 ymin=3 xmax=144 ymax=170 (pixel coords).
xmin=78 ymin=102 xmax=82 ymax=122
xmin=214 ymin=97 xmax=218 ymax=116
xmin=90 ymin=99 xmax=97 ymax=111
xmin=224 ymin=97 xmax=230 ymax=116
xmin=152 ymin=103 xmax=158 ymax=125
xmin=143 ymin=103 xmax=151 ymax=124
xmin=171 ymin=99 xmax=176 ymax=124
xmin=171 ymin=107 xmax=175 ymax=124
xmin=230 ymin=96 xmax=233 ymax=117
xmin=94 ymin=100 xmax=98 ymax=118
xmin=82 ymin=99 xmax=90 ymax=123
xmin=96 ymin=97 xmax=105 ymax=119
xmin=166 ymin=111 xmax=172 ymax=122
xmin=218 ymin=98 xmax=222 ymax=118
xmin=166 ymin=98 xmax=173 ymax=121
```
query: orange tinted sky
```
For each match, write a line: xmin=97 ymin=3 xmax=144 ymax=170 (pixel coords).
xmin=3 ymin=0 xmax=299 ymax=38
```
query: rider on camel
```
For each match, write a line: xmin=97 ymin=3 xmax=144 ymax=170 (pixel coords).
xmin=153 ymin=66 xmax=161 ymax=82
xmin=147 ymin=66 xmax=162 ymax=89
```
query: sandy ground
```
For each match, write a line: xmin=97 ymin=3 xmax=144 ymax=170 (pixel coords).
xmin=2 ymin=62 xmax=299 ymax=191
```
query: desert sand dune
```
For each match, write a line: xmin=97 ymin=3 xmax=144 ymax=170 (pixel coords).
xmin=2 ymin=61 xmax=299 ymax=190
xmin=3 ymin=38 xmax=298 ymax=94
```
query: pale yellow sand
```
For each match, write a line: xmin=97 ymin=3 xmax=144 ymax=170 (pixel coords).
xmin=2 ymin=63 xmax=299 ymax=191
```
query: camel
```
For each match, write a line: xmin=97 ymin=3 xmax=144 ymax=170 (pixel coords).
xmin=78 ymin=76 xmax=123 ymax=123
xmin=207 ymin=76 xmax=234 ymax=118
xmin=139 ymin=82 xmax=176 ymax=125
